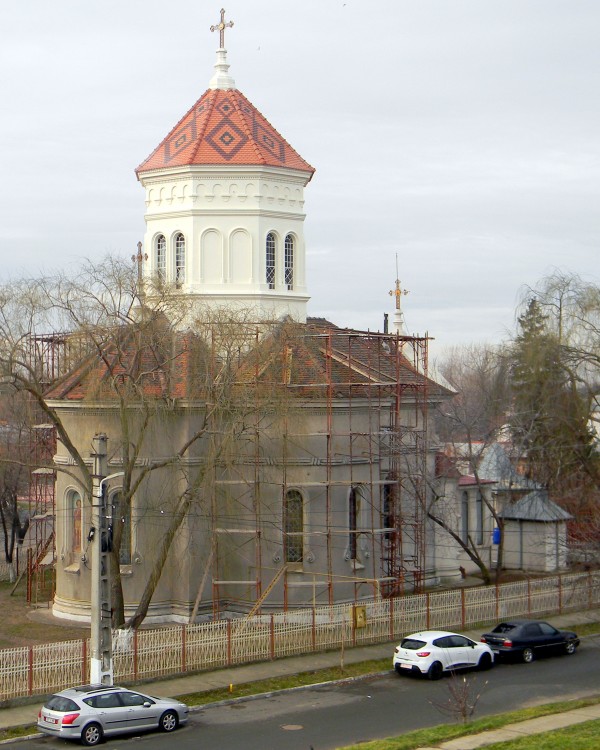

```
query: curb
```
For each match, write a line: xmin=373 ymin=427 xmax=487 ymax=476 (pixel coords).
xmin=186 ymin=669 xmax=391 ymax=712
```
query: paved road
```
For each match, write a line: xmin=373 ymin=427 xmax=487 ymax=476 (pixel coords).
xmin=21 ymin=637 xmax=600 ymax=750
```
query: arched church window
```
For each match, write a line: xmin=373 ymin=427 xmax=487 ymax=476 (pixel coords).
xmin=266 ymin=232 xmax=276 ymax=289
xmin=68 ymin=491 xmax=83 ymax=555
xmin=284 ymin=234 xmax=294 ymax=290
xmin=283 ymin=489 xmax=303 ymax=563
xmin=156 ymin=234 xmax=166 ymax=281
xmin=461 ymin=491 xmax=469 ymax=544
xmin=175 ymin=233 xmax=185 ymax=287
xmin=112 ymin=491 xmax=132 ymax=566
xmin=476 ymin=492 xmax=484 ymax=545
xmin=349 ymin=486 xmax=361 ymax=560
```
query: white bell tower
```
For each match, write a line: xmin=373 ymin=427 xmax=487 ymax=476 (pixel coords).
xmin=136 ymin=10 xmax=314 ymax=323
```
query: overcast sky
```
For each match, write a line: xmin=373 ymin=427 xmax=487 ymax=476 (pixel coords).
xmin=1 ymin=1 xmax=598 ymax=357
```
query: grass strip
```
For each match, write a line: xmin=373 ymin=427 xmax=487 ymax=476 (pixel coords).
xmin=175 ymin=657 xmax=390 ymax=705
xmin=337 ymin=696 xmax=600 ymax=750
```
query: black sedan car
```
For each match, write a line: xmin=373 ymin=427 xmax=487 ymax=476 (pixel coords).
xmin=481 ymin=619 xmax=579 ymax=663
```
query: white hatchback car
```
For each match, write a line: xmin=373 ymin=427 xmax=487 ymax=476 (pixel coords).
xmin=393 ymin=630 xmax=494 ymax=680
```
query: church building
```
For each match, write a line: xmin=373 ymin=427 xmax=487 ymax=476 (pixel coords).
xmin=48 ymin=13 xmax=454 ymax=624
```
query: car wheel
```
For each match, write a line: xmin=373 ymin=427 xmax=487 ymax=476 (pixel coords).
xmin=522 ymin=647 xmax=534 ymax=663
xmin=478 ymin=652 xmax=493 ymax=671
xmin=394 ymin=664 xmax=402 ymax=675
xmin=81 ymin=722 xmax=103 ymax=747
xmin=159 ymin=709 xmax=179 ymax=733
xmin=565 ymin=640 xmax=577 ymax=655
xmin=427 ymin=661 xmax=443 ymax=680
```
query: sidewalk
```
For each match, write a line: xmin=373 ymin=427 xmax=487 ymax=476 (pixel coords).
xmin=2 ymin=609 xmax=599 ymax=747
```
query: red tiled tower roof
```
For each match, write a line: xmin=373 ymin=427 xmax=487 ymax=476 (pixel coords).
xmin=136 ymin=88 xmax=315 ymax=177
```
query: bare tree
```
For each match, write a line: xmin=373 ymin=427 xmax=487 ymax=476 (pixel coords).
xmin=511 ymin=272 xmax=600 ymax=510
xmin=430 ymin=673 xmax=488 ymax=724
xmin=430 ymin=344 xmax=512 ymax=582
xmin=0 ymin=257 xmax=295 ymax=627
xmin=0 ymin=387 xmax=33 ymax=581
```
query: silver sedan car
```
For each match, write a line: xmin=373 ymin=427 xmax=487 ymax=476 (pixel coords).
xmin=37 ymin=684 xmax=189 ymax=746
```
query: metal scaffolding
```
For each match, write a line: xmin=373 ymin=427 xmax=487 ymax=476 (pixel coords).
xmin=209 ymin=325 xmax=431 ymax=617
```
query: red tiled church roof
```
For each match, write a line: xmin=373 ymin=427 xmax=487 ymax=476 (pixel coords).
xmin=44 ymin=320 xmax=450 ymax=405
xmin=136 ymin=88 xmax=315 ymax=176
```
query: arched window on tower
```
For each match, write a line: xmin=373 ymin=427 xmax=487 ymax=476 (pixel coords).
xmin=283 ymin=489 xmax=304 ymax=564
xmin=156 ymin=234 xmax=166 ymax=281
xmin=175 ymin=232 xmax=185 ymax=287
xmin=284 ymin=234 xmax=294 ymax=290
xmin=266 ymin=232 xmax=276 ymax=289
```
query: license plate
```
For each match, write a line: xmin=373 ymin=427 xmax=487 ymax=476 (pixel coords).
xmin=400 ymin=663 xmax=412 ymax=669
xmin=44 ymin=717 xmax=58 ymax=724
xmin=492 ymin=648 xmax=499 ymax=654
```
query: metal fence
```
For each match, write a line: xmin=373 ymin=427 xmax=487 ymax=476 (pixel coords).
xmin=1 ymin=571 xmax=599 ymax=702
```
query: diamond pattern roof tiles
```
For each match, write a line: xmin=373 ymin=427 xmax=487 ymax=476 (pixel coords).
xmin=136 ymin=88 xmax=314 ymax=176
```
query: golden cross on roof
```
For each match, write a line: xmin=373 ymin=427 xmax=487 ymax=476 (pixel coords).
xmin=211 ymin=8 xmax=234 ymax=48
xmin=389 ymin=279 xmax=409 ymax=310
xmin=388 ymin=253 xmax=409 ymax=311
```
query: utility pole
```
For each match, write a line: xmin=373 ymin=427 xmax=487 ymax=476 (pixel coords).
xmin=90 ymin=434 xmax=113 ymax=685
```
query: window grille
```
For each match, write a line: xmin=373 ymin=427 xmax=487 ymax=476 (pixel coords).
xmin=284 ymin=234 xmax=294 ymax=290
xmin=156 ymin=235 xmax=166 ymax=281
xmin=175 ymin=233 xmax=185 ymax=287
xmin=266 ymin=232 xmax=275 ymax=289
xmin=284 ymin=490 xmax=303 ymax=563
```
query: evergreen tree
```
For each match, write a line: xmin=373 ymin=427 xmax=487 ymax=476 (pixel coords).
xmin=510 ymin=297 xmax=595 ymax=489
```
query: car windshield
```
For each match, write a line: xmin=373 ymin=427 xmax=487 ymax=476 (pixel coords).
xmin=401 ymin=638 xmax=427 ymax=650
xmin=45 ymin=696 xmax=80 ymax=712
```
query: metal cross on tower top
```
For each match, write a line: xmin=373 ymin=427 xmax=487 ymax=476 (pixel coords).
xmin=388 ymin=254 xmax=409 ymax=310
xmin=211 ymin=8 xmax=234 ymax=48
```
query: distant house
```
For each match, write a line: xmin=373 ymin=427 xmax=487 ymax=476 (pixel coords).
xmin=435 ymin=441 xmax=572 ymax=579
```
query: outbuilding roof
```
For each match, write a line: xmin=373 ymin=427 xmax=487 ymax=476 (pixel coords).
xmin=500 ymin=489 xmax=572 ymax=522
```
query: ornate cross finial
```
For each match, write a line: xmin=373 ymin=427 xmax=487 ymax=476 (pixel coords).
xmin=132 ymin=241 xmax=148 ymax=290
xmin=388 ymin=254 xmax=409 ymax=311
xmin=389 ymin=279 xmax=409 ymax=310
xmin=211 ymin=8 xmax=234 ymax=48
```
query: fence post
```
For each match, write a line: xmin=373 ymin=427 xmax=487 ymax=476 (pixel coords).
xmin=181 ymin=625 xmax=186 ymax=673
xmin=133 ymin=630 xmax=138 ymax=681
xmin=527 ymin=579 xmax=531 ymax=616
xmin=495 ymin=581 xmax=500 ymax=620
xmin=312 ymin=607 xmax=316 ymax=652
xmin=227 ymin=620 xmax=232 ymax=666
xmin=28 ymin=647 xmax=33 ymax=696
xmin=389 ymin=596 xmax=394 ymax=640
xmin=270 ymin=614 xmax=275 ymax=660
xmin=461 ymin=588 xmax=466 ymax=628
xmin=82 ymin=639 xmax=87 ymax=684
xmin=558 ymin=574 xmax=562 ymax=614
xmin=426 ymin=593 xmax=430 ymax=630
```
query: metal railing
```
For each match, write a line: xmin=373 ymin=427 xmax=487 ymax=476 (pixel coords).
xmin=1 ymin=571 xmax=598 ymax=702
